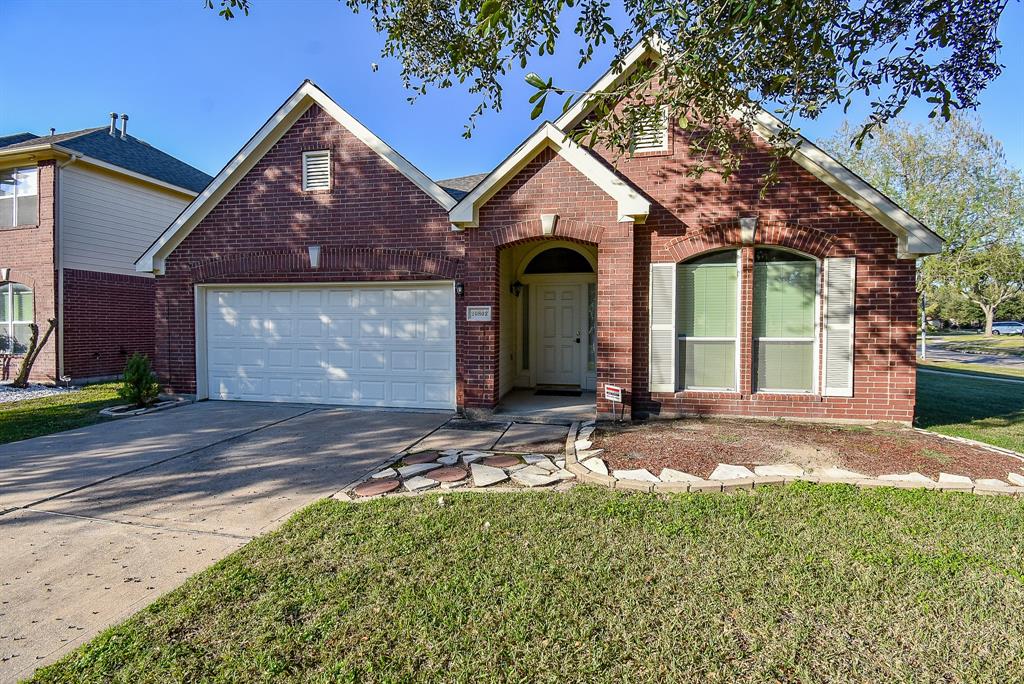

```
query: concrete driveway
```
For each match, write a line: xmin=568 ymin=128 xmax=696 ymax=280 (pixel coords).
xmin=0 ymin=402 xmax=448 ymax=682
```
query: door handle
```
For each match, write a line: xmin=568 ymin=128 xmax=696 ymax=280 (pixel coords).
xmin=575 ymin=337 xmax=581 ymax=344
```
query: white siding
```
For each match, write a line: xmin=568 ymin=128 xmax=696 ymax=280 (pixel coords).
xmin=60 ymin=165 xmax=191 ymax=277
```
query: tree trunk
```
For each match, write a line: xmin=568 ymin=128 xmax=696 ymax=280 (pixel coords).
xmin=11 ymin=318 xmax=56 ymax=388
xmin=982 ymin=304 xmax=995 ymax=336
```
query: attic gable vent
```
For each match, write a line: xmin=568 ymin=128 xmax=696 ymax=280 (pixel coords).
xmin=631 ymin=106 xmax=669 ymax=153
xmin=302 ymin=150 xmax=331 ymax=191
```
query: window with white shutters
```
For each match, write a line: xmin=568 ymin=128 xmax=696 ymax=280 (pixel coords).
xmin=302 ymin=150 xmax=331 ymax=191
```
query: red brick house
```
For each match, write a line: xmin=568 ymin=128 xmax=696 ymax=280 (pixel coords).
xmin=0 ymin=117 xmax=211 ymax=383
xmin=137 ymin=42 xmax=942 ymax=423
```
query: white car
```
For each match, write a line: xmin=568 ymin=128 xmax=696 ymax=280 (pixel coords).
xmin=991 ymin=321 xmax=1024 ymax=335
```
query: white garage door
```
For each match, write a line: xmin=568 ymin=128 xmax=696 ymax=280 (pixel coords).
xmin=204 ymin=284 xmax=456 ymax=409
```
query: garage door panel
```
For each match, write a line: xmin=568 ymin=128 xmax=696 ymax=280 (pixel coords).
xmin=359 ymin=319 xmax=390 ymax=339
xmin=328 ymin=349 xmax=354 ymax=369
xmin=267 ymin=348 xmax=293 ymax=368
xmin=329 ymin=319 xmax=355 ymax=339
xmin=423 ymin=351 xmax=453 ymax=372
xmin=358 ymin=289 xmax=386 ymax=309
xmin=425 ymin=318 xmax=452 ymax=340
xmin=205 ymin=285 xmax=455 ymax=409
xmin=358 ymin=350 xmax=386 ymax=370
xmin=392 ymin=319 xmax=421 ymax=340
xmin=391 ymin=350 xmax=419 ymax=371
xmin=297 ymin=318 xmax=326 ymax=338
xmin=296 ymin=289 xmax=323 ymax=309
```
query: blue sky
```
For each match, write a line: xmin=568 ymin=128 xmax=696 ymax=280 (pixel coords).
xmin=2 ymin=0 xmax=1022 ymax=181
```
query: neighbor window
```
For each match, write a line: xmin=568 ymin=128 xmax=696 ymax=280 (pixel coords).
xmin=0 ymin=282 xmax=34 ymax=354
xmin=753 ymin=249 xmax=817 ymax=392
xmin=630 ymin=105 xmax=669 ymax=153
xmin=0 ymin=167 xmax=38 ymax=227
xmin=676 ymin=250 xmax=739 ymax=390
xmin=302 ymin=150 xmax=331 ymax=191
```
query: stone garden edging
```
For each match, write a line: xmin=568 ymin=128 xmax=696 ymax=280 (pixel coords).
xmin=565 ymin=423 xmax=1024 ymax=499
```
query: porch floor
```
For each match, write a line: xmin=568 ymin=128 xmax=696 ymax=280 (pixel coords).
xmin=493 ymin=389 xmax=596 ymax=424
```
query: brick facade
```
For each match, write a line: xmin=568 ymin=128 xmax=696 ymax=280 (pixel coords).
xmin=155 ymin=104 xmax=461 ymax=395
xmin=62 ymin=268 xmax=155 ymax=381
xmin=0 ymin=160 xmax=57 ymax=382
xmin=152 ymin=102 xmax=919 ymax=424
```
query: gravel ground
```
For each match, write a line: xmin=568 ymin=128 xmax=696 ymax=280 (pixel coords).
xmin=0 ymin=383 xmax=79 ymax=404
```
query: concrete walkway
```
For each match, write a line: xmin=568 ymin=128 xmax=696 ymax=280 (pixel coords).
xmin=0 ymin=402 xmax=448 ymax=681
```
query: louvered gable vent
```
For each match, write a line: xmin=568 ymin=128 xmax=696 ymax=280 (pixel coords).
xmin=631 ymin=106 xmax=669 ymax=152
xmin=302 ymin=150 xmax=331 ymax=191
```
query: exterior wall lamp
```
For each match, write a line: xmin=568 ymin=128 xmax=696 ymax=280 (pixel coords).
xmin=455 ymin=282 xmax=465 ymax=297
xmin=510 ymin=280 xmax=523 ymax=297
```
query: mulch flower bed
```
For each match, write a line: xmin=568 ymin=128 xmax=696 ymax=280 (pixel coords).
xmin=594 ymin=419 xmax=1024 ymax=481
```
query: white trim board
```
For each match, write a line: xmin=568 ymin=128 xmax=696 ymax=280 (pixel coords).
xmin=136 ymin=80 xmax=456 ymax=273
xmin=553 ymin=36 xmax=942 ymax=258
xmin=449 ymin=122 xmax=650 ymax=228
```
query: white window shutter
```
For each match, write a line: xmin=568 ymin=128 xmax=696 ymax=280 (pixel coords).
xmin=302 ymin=150 xmax=331 ymax=191
xmin=649 ymin=263 xmax=677 ymax=392
xmin=823 ymin=257 xmax=856 ymax=397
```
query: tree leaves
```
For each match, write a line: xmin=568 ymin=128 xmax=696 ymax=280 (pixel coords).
xmin=206 ymin=0 xmax=1008 ymax=188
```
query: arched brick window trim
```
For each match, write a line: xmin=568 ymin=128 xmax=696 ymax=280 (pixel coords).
xmin=189 ymin=247 xmax=459 ymax=282
xmin=665 ymin=220 xmax=839 ymax=262
xmin=487 ymin=218 xmax=606 ymax=249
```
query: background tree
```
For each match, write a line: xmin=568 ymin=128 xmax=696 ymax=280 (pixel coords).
xmin=825 ymin=114 xmax=1024 ymax=336
xmin=205 ymin=0 xmax=1008 ymax=183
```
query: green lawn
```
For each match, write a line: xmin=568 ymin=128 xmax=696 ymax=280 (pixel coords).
xmin=0 ymin=383 xmax=121 ymax=445
xmin=918 ymin=358 xmax=1024 ymax=380
xmin=30 ymin=486 xmax=1024 ymax=683
xmin=915 ymin=369 xmax=1024 ymax=453
xmin=930 ymin=333 xmax=1024 ymax=356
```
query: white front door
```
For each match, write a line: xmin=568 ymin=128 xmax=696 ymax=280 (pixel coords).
xmin=535 ymin=283 xmax=583 ymax=386
xmin=203 ymin=283 xmax=456 ymax=409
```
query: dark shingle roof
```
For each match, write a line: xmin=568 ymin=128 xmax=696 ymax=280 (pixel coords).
xmin=437 ymin=173 xmax=488 ymax=200
xmin=0 ymin=128 xmax=212 ymax=194
xmin=0 ymin=133 xmax=40 ymax=148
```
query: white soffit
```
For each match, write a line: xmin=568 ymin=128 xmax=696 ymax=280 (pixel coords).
xmin=553 ymin=36 xmax=943 ymax=257
xmin=449 ymin=122 xmax=650 ymax=228
xmin=136 ymin=81 xmax=456 ymax=273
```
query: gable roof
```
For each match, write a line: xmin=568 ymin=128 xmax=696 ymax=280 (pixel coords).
xmin=438 ymin=173 xmax=488 ymax=200
xmin=0 ymin=127 xmax=212 ymax=194
xmin=552 ymin=37 xmax=944 ymax=257
xmin=137 ymin=80 xmax=456 ymax=273
xmin=449 ymin=122 xmax=650 ymax=228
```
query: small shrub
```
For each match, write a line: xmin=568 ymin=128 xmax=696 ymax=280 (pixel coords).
xmin=118 ymin=353 xmax=160 ymax=408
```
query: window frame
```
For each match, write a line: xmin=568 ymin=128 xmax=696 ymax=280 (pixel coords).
xmin=0 ymin=282 xmax=34 ymax=355
xmin=675 ymin=249 xmax=742 ymax=392
xmin=0 ymin=166 xmax=39 ymax=228
xmin=301 ymin=150 xmax=331 ymax=192
xmin=752 ymin=248 xmax=821 ymax=395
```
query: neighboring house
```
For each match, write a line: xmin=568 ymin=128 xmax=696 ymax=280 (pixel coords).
xmin=0 ymin=116 xmax=211 ymax=383
xmin=136 ymin=41 xmax=942 ymax=423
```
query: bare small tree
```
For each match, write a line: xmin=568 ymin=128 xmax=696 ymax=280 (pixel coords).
xmin=11 ymin=318 xmax=56 ymax=388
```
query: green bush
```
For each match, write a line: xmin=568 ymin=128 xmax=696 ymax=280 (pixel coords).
xmin=118 ymin=353 xmax=161 ymax=407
